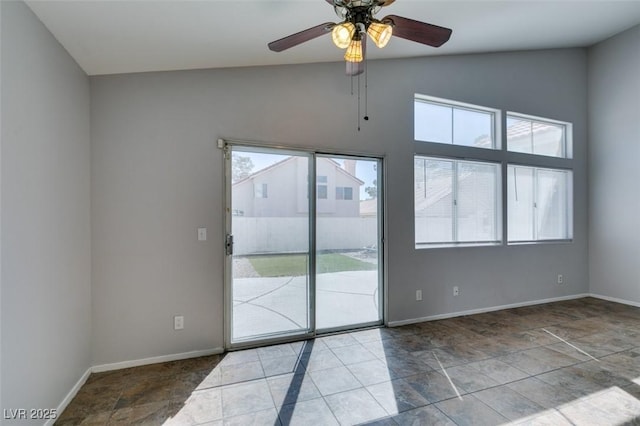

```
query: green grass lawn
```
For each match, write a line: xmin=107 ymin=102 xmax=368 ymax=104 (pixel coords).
xmin=248 ymin=253 xmax=376 ymax=277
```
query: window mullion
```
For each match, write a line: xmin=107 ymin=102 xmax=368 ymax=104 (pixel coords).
xmin=452 ymin=161 xmax=458 ymax=242
xmin=532 ymin=168 xmax=538 ymax=241
xmin=450 ymin=107 xmax=455 ymax=145
xmin=530 ymin=121 xmax=535 ymax=155
xmin=496 ymin=164 xmax=501 ymax=242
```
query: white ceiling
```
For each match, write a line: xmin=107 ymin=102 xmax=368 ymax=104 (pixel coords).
xmin=26 ymin=0 xmax=640 ymax=76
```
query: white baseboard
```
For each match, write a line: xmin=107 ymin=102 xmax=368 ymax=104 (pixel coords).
xmin=91 ymin=347 xmax=224 ymax=373
xmin=589 ymin=293 xmax=640 ymax=308
xmin=45 ymin=367 xmax=92 ymax=426
xmin=388 ymin=293 xmax=590 ymax=327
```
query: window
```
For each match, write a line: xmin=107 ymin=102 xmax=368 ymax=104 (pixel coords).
xmin=415 ymin=157 xmax=501 ymax=247
xmin=414 ymin=95 xmax=499 ymax=149
xmin=413 ymin=95 xmax=574 ymax=248
xmin=317 ymin=176 xmax=327 ymax=199
xmin=507 ymin=113 xmax=571 ymax=158
xmin=508 ymin=165 xmax=572 ymax=242
xmin=336 ymin=187 xmax=353 ymax=200
xmin=254 ymin=183 xmax=267 ymax=198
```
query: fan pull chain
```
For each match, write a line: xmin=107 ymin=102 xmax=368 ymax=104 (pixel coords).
xmin=364 ymin=54 xmax=369 ymax=122
xmin=357 ymin=72 xmax=361 ymax=131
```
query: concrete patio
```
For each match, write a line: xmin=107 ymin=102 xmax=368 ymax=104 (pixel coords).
xmin=232 ymin=270 xmax=380 ymax=341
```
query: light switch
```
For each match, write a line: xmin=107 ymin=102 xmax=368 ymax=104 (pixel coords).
xmin=174 ymin=315 xmax=184 ymax=330
xmin=198 ymin=228 xmax=207 ymax=241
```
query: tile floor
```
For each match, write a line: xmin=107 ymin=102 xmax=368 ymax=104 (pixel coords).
xmin=56 ymin=297 xmax=640 ymax=425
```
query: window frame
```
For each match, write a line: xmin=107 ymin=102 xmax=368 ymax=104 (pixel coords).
xmin=414 ymin=94 xmax=501 ymax=150
xmin=317 ymin=175 xmax=328 ymax=199
xmin=414 ymin=155 xmax=502 ymax=248
xmin=413 ymin=93 xmax=575 ymax=249
xmin=254 ymin=183 xmax=268 ymax=199
xmin=507 ymin=164 xmax=573 ymax=244
xmin=506 ymin=111 xmax=573 ymax=159
xmin=336 ymin=186 xmax=353 ymax=200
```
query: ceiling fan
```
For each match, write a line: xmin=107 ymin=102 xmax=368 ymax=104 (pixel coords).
xmin=267 ymin=0 xmax=452 ymax=75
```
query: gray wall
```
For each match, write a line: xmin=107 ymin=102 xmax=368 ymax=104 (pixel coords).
xmin=588 ymin=25 xmax=640 ymax=304
xmin=1 ymin=1 xmax=92 ymax=421
xmin=91 ymin=48 xmax=588 ymax=364
xmin=0 ymin=0 xmax=3 ymax=412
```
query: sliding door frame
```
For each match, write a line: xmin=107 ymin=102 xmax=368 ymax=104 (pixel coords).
xmin=314 ymin=153 xmax=385 ymax=335
xmin=222 ymin=138 xmax=386 ymax=350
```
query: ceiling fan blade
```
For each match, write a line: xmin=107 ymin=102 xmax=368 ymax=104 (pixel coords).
xmin=384 ymin=14 xmax=452 ymax=47
xmin=268 ymin=22 xmax=335 ymax=52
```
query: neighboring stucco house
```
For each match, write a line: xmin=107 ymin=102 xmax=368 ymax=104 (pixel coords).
xmin=233 ymin=157 xmax=364 ymax=218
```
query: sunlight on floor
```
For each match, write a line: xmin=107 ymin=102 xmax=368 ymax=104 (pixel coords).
xmin=162 ymin=333 xmax=640 ymax=426
xmin=153 ymin=299 xmax=640 ymax=426
xmin=501 ymin=387 xmax=640 ymax=425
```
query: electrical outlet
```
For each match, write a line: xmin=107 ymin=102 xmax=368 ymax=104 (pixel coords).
xmin=557 ymin=274 xmax=564 ymax=285
xmin=416 ymin=290 xmax=422 ymax=301
xmin=453 ymin=286 xmax=459 ymax=296
xmin=174 ymin=315 xmax=184 ymax=330
xmin=198 ymin=228 xmax=207 ymax=241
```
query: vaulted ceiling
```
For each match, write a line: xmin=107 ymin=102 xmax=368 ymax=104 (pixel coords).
xmin=26 ymin=0 xmax=640 ymax=76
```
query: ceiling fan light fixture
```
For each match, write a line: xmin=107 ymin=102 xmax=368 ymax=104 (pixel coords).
xmin=344 ymin=38 xmax=364 ymax=62
xmin=332 ymin=22 xmax=356 ymax=49
xmin=367 ymin=21 xmax=393 ymax=48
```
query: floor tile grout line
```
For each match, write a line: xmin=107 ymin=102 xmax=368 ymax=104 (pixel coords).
xmin=431 ymin=352 xmax=463 ymax=401
xmin=541 ymin=327 xmax=601 ymax=362
xmin=318 ymin=395 xmax=342 ymax=426
xmin=360 ymin=376 xmax=442 ymax=420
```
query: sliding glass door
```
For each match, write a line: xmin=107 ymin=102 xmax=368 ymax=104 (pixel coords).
xmin=227 ymin=147 xmax=313 ymax=344
xmin=226 ymin=145 xmax=383 ymax=347
xmin=315 ymin=155 xmax=382 ymax=331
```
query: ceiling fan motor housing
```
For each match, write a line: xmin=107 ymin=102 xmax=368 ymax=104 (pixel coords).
xmin=331 ymin=0 xmax=393 ymax=7
xmin=334 ymin=1 xmax=383 ymax=32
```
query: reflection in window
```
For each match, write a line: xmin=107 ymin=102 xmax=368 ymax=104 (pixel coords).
xmin=507 ymin=113 xmax=569 ymax=158
xmin=415 ymin=156 xmax=501 ymax=247
xmin=508 ymin=165 xmax=572 ymax=242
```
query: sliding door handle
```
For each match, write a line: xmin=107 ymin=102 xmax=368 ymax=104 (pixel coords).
xmin=225 ymin=234 xmax=234 ymax=256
